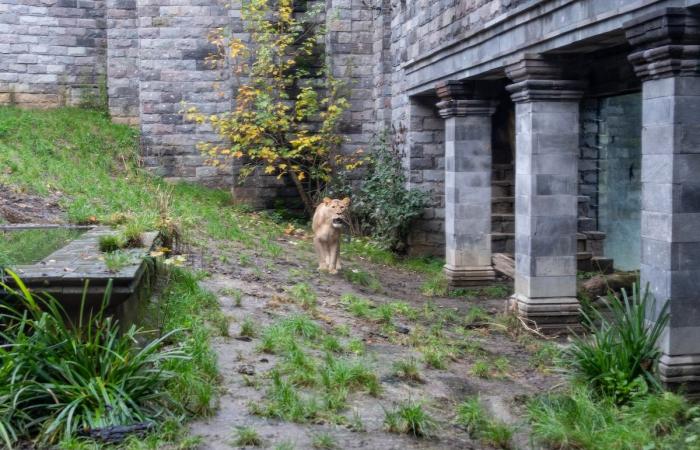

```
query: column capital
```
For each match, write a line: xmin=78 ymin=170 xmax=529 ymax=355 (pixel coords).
xmin=435 ymin=80 xmax=499 ymax=117
xmin=624 ymin=8 xmax=700 ymax=81
xmin=436 ymin=99 xmax=497 ymax=118
xmin=505 ymin=54 xmax=585 ymax=103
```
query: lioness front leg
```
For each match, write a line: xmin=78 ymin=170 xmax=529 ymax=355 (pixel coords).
xmin=328 ymin=240 xmax=339 ymax=274
xmin=314 ymin=237 xmax=328 ymax=271
xmin=334 ymin=242 xmax=341 ymax=271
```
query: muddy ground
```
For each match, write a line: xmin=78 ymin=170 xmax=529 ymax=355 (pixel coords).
xmin=187 ymin=230 xmax=564 ymax=450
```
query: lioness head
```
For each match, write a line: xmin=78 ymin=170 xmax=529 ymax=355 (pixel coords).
xmin=323 ymin=197 xmax=350 ymax=229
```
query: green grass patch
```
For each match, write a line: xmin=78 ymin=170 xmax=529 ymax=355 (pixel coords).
xmin=528 ymin=386 xmax=699 ymax=450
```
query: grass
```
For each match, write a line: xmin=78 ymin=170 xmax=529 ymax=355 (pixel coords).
xmin=311 ymin=432 xmax=337 ymax=449
xmin=392 ymin=357 xmax=423 ymax=382
xmin=149 ymin=268 xmax=222 ymax=417
xmin=528 ymin=385 xmax=698 ymax=449
xmin=98 ymin=233 xmax=126 ymax=252
xmin=456 ymin=397 xmax=513 ymax=449
xmin=288 ymin=282 xmax=317 ymax=309
xmin=233 ymin=426 xmax=262 ymax=447
xmin=0 ymin=107 xmax=285 ymax=249
xmin=103 ymin=249 xmax=136 ymax=272
xmin=240 ymin=317 xmax=258 ymax=338
xmin=384 ymin=401 xmax=437 ymax=438
xmin=343 ymin=268 xmax=381 ymax=292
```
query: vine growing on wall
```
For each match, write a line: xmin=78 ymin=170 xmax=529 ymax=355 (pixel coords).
xmin=186 ymin=0 xmax=361 ymax=215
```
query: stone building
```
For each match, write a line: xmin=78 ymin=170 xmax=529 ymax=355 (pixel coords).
xmin=1 ymin=0 xmax=699 ymax=394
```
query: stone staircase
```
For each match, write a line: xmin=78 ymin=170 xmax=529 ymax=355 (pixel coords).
xmin=490 ymin=164 xmax=613 ymax=274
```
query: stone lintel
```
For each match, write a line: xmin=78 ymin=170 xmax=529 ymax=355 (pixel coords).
xmin=437 ymin=99 xmax=497 ymax=118
xmin=444 ymin=264 xmax=496 ymax=286
xmin=659 ymin=353 xmax=700 ymax=397
xmin=625 ymin=8 xmax=700 ymax=81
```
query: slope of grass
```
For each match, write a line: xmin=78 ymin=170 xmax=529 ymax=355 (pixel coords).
xmin=0 ymin=107 xmax=283 ymax=243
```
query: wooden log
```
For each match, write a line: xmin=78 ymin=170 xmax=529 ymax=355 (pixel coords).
xmin=580 ymin=272 xmax=638 ymax=298
xmin=492 ymin=253 xmax=515 ymax=279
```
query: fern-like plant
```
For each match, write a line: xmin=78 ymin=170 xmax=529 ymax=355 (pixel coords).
xmin=566 ymin=283 xmax=669 ymax=403
xmin=0 ymin=270 xmax=187 ymax=446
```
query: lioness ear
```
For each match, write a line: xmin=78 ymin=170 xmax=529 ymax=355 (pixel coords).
xmin=323 ymin=197 xmax=332 ymax=205
xmin=341 ymin=197 xmax=351 ymax=206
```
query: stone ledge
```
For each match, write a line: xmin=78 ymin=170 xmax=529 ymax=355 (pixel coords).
xmin=10 ymin=226 xmax=159 ymax=310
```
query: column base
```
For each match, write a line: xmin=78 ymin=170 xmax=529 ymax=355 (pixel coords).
xmin=659 ymin=354 xmax=700 ymax=398
xmin=444 ymin=264 xmax=496 ymax=287
xmin=512 ymin=293 xmax=581 ymax=333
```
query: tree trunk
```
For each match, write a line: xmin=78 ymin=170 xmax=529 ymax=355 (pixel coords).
xmin=287 ymin=167 xmax=314 ymax=216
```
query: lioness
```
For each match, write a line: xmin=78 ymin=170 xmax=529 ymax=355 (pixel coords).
xmin=312 ymin=197 xmax=350 ymax=274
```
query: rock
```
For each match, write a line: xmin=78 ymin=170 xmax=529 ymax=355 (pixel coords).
xmin=237 ymin=364 xmax=255 ymax=375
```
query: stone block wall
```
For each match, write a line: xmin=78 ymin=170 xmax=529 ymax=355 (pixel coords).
xmin=106 ymin=0 xmax=138 ymax=124
xmin=136 ymin=0 xmax=233 ymax=186
xmin=0 ymin=0 xmax=107 ymax=107
xmin=406 ymin=96 xmax=445 ymax=255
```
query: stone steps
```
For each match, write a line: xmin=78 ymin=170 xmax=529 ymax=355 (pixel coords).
xmin=492 ymin=180 xmax=513 ymax=197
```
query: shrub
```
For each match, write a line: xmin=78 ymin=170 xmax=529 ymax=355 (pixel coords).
xmin=566 ymin=283 xmax=669 ymax=403
xmin=0 ymin=271 xmax=186 ymax=446
xmin=334 ymin=131 xmax=428 ymax=253
xmin=186 ymin=0 xmax=356 ymax=214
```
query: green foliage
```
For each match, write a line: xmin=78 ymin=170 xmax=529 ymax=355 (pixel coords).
xmin=567 ymin=284 xmax=669 ymax=403
xmin=383 ymin=401 xmax=437 ymax=438
xmin=340 ymin=131 xmax=428 ymax=252
xmin=0 ymin=271 xmax=187 ymax=446
xmin=528 ymin=386 xmax=698 ymax=450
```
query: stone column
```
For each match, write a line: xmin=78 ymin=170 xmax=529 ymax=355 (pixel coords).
xmin=625 ymin=8 xmax=700 ymax=395
xmin=436 ymin=81 xmax=497 ymax=286
xmin=505 ymin=56 xmax=584 ymax=331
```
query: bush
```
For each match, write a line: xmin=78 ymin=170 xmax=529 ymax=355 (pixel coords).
xmin=566 ymin=283 xmax=669 ymax=404
xmin=334 ymin=131 xmax=428 ymax=253
xmin=0 ymin=271 xmax=186 ymax=446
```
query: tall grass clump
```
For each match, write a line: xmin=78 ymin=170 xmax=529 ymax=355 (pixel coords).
xmin=0 ymin=271 xmax=186 ymax=447
xmin=567 ymin=283 xmax=668 ymax=403
xmin=150 ymin=267 xmax=221 ymax=416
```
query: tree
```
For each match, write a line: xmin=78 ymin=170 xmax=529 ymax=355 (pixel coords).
xmin=186 ymin=0 xmax=360 ymax=215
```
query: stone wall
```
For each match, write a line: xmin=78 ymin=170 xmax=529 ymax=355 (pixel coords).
xmin=406 ymin=96 xmax=444 ymax=255
xmin=0 ymin=0 xmax=106 ymax=107
xmin=136 ymin=0 xmax=233 ymax=186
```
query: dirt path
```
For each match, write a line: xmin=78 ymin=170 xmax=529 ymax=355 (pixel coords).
xmin=188 ymin=233 xmax=563 ymax=450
